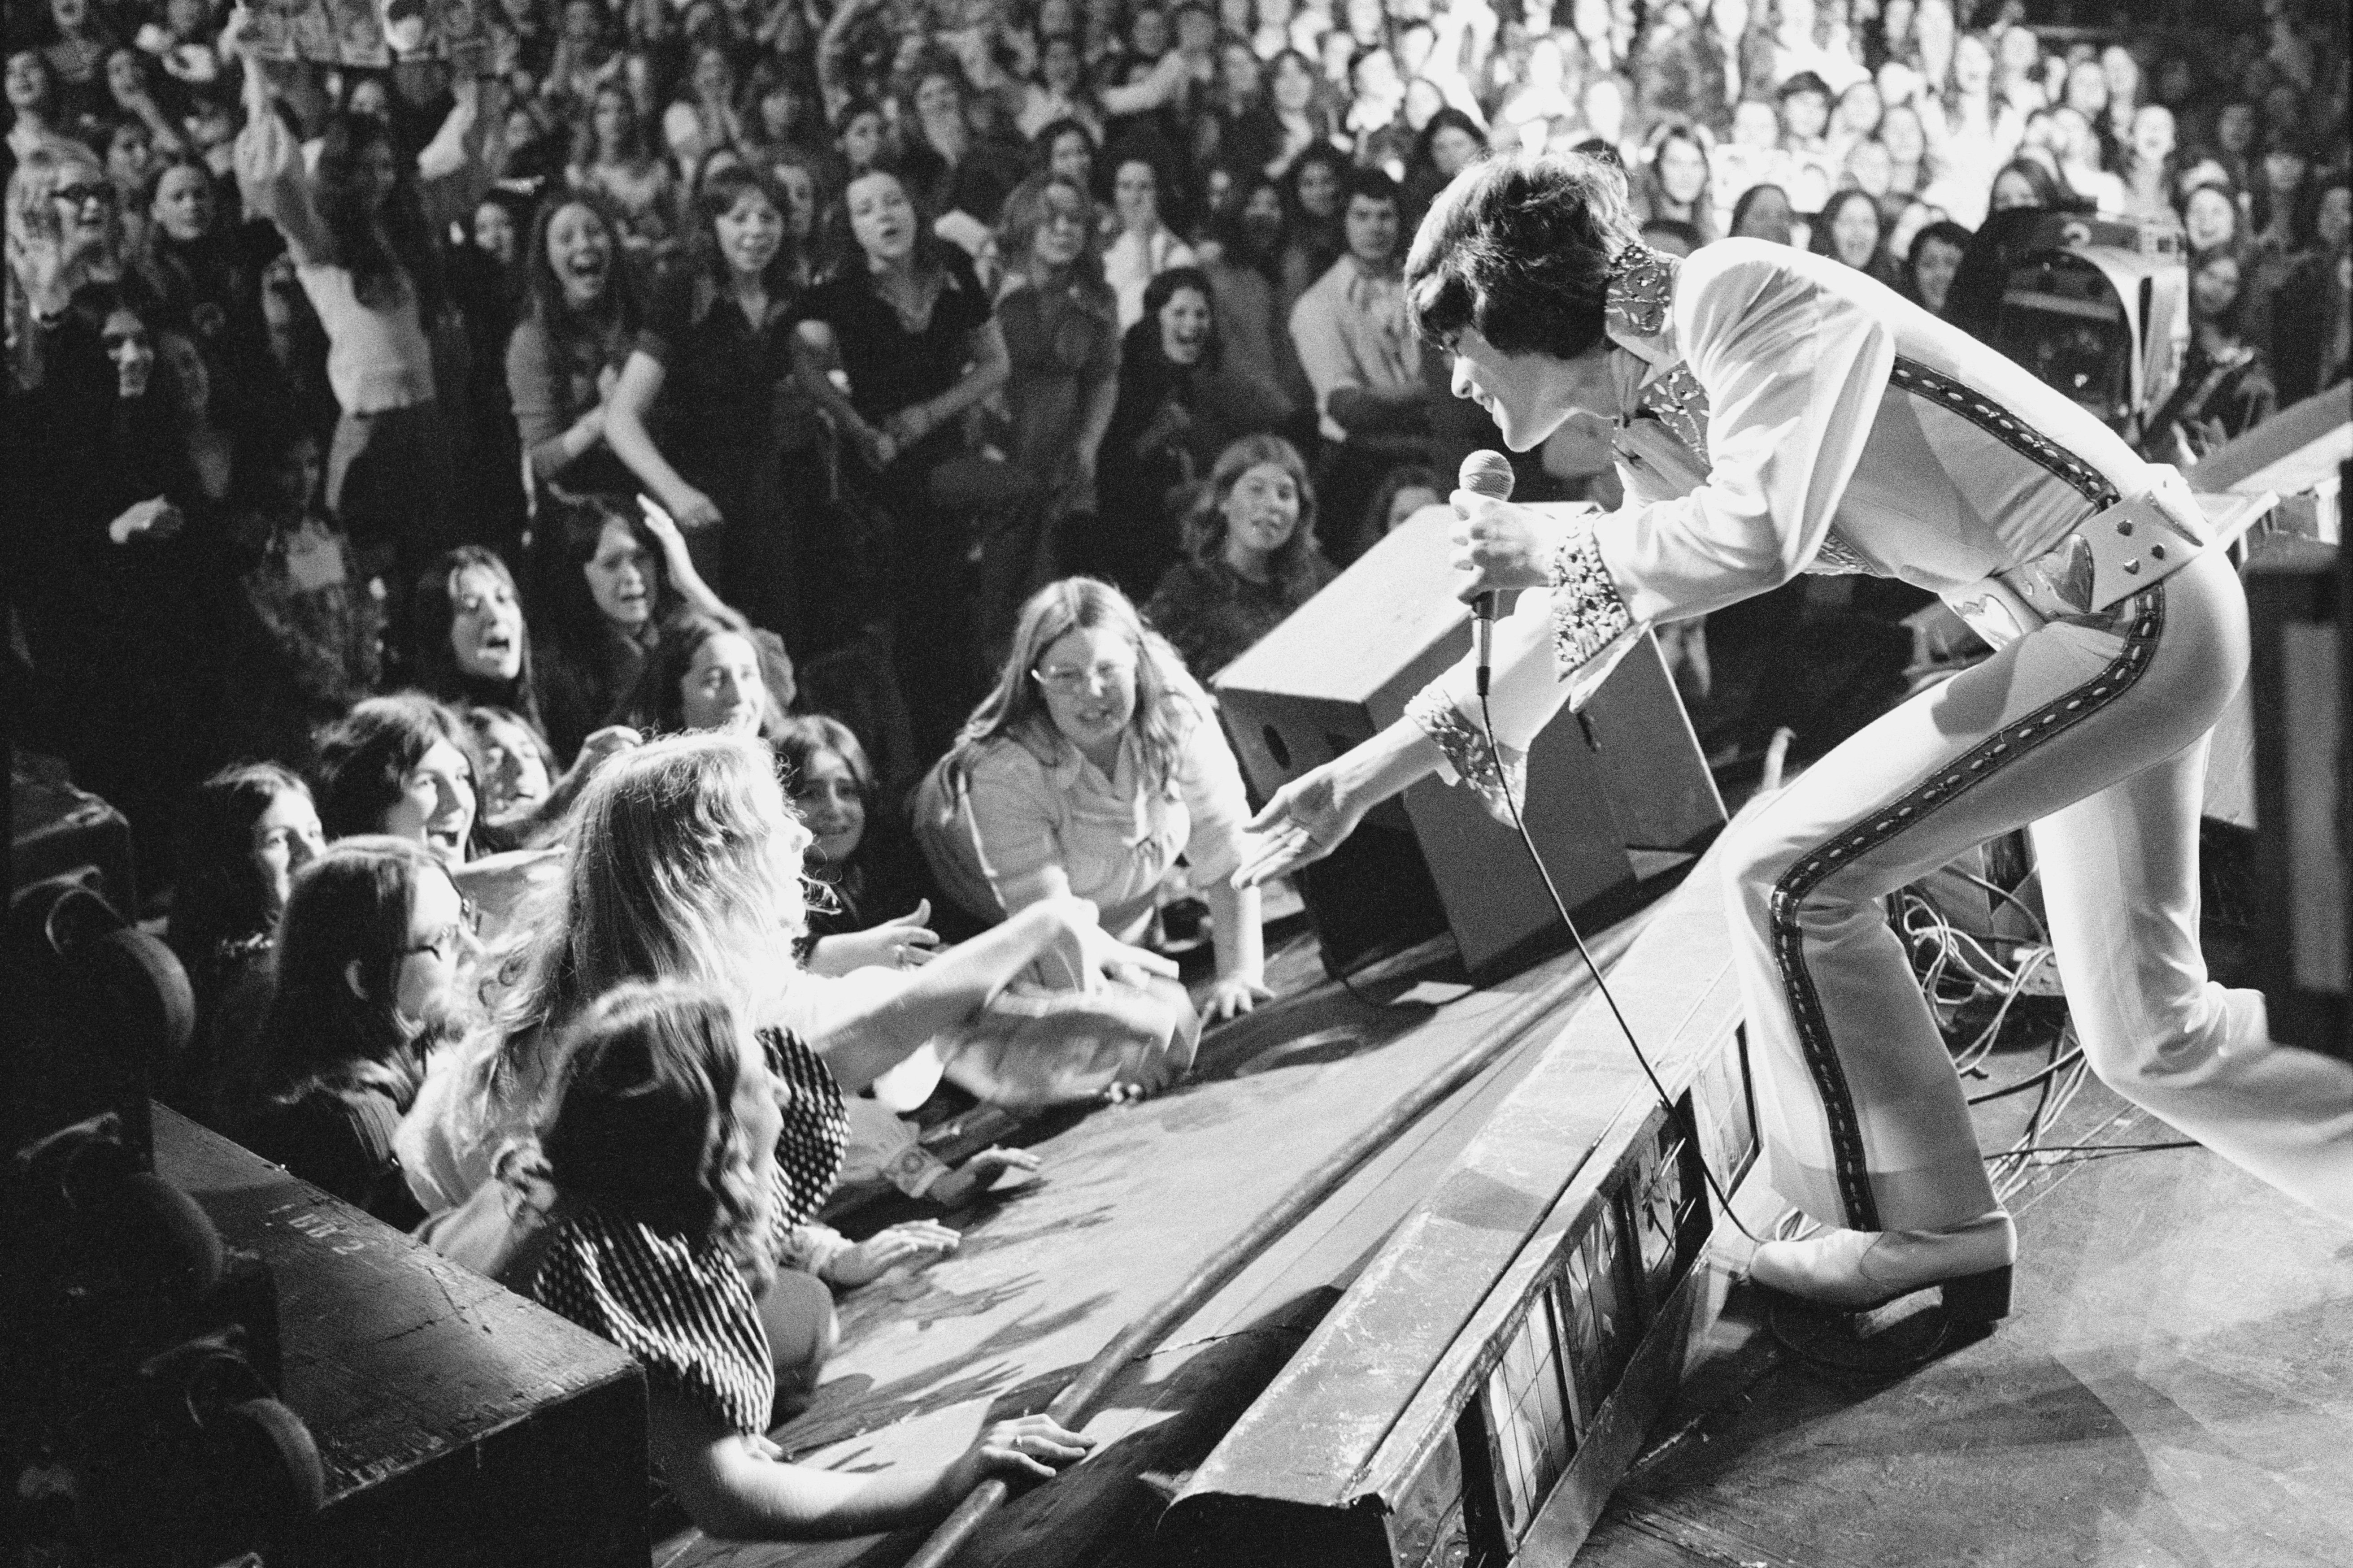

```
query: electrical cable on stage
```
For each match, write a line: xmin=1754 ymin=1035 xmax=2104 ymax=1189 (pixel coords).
xmin=1476 ymin=688 xmax=1762 ymax=1246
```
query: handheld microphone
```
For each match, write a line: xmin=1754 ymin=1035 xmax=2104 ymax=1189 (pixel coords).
xmin=1458 ymin=450 xmax=1514 ymax=696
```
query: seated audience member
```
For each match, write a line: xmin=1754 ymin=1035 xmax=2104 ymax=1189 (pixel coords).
xmin=1196 ymin=179 xmax=1310 ymax=442
xmin=516 ymin=982 xmax=1092 ymax=1538
xmin=314 ymin=694 xmax=480 ymax=869
xmin=165 ymin=763 xmax=325 ymax=1124
xmin=1727 ymin=181 xmax=1796 ymax=243
xmin=241 ymin=836 xmax=481 ymax=1229
xmin=530 ymin=496 xmax=732 ymax=763
xmin=1093 ymin=266 xmax=1228 ymax=598
xmin=633 ymin=610 xmax=796 ymax=741
xmin=1101 ymin=145 xmax=1196 ymax=329
xmin=397 ymin=731 xmax=1177 ymax=1212
xmin=461 ymin=706 xmax=560 ymax=826
xmin=1356 ymin=463 xmax=1444 ymax=558
xmin=412 ymin=545 xmax=644 ymax=846
xmin=1144 ymin=433 xmax=1337 ymax=681
xmin=212 ymin=426 xmax=383 ymax=772
xmin=1988 ymin=156 xmax=2068 ymax=213
xmin=2268 ymin=177 xmax=2351 ymax=404
xmin=915 ymin=579 xmax=1270 ymax=1021
xmin=774 ymin=715 xmax=934 ymax=959
xmin=1287 ymin=165 xmax=1431 ymax=539
xmin=2148 ymin=245 xmax=2279 ymax=460
xmin=1812 ymin=187 xmax=1902 ymax=287
xmin=1903 ymin=217 xmax=1973 ymax=317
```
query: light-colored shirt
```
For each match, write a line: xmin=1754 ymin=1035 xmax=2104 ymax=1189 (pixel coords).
xmin=1103 ymin=226 xmax=1199 ymax=330
xmin=1288 ymin=253 xmax=1422 ymax=442
xmin=916 ymin=693 xmax=1251 ymax=943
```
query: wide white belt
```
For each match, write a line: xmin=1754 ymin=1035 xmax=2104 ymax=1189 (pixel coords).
xmin=1946 ymin=468 xmax=2259 ymax=648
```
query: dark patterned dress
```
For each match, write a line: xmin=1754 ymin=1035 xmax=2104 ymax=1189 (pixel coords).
xmin=530 ymin=1029 xmax=848 ymax=1433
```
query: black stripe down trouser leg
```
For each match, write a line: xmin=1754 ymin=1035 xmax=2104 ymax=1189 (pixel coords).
xmin=1721 ymin=551 xmax=2353 ymax=1232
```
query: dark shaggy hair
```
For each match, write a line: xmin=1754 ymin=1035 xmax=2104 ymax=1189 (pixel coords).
xmin=252 ymin=835 xmax=448 ymax=1113
xmin=313 ymin=692 xmax=477 ymax=847
xmin=1404 ymin=152 xmax=1640 ymax=361
xmin=311 ymin=110 xmax=446 ymax=317
xmin=167 ymin=762 xmax=313 ymax=972
xmin=410 ymin=546 xmax=545 ymax=739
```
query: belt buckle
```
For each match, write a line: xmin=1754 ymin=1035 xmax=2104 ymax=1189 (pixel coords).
xmin=1950 ymin=577 xmax=2046 ymax=650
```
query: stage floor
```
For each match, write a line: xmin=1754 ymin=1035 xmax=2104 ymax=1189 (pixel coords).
xmin=1583 ymin=1073 xmax=2353 ymax=1568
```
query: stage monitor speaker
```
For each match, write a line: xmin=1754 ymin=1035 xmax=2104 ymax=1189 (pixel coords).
xmin=1214 ymin=506 xmax=1725 ymax=982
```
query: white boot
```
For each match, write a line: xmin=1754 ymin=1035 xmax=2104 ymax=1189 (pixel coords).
xmin=1748 ymin=1210 xmax=2017 ymax=1318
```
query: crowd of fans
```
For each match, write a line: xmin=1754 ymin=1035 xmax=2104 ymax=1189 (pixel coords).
xmin=8 ymin=0 xmax=2349 ymax=1543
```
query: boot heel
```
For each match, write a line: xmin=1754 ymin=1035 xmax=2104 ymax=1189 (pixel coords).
xmin=1938 ymin=1265 xmax=2012 ymax=1321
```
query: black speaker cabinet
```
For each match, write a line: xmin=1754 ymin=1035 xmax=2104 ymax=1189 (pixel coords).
xmin=2247 ymin=526 xmax=2349 ymax=1058
xmin=1214 ymin=506 xmax=1725 ymax=981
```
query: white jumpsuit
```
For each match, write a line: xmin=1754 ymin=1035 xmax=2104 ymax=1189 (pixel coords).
xmin=1409 ymin=239 xmax=2353 ymax=1231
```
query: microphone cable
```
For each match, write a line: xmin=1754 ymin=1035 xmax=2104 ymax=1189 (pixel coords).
xmin=1475 ymin=685 xmax=1762 ymax=1246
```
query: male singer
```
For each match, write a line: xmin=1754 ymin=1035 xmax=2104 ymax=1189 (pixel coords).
xmin=1239 ymin=153 xmax=2353 ymax=1317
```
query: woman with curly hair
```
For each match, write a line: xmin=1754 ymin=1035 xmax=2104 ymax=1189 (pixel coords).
xmin=916 ymin=577 xmax=1268 ymax=1021
xmin=568 ymin=80 xmax=678 ymax=270
xmin=514 ymin=981 xmax=1094 ymax=1538
xmin=1144 ymin=432 xmax=1335 ymax=682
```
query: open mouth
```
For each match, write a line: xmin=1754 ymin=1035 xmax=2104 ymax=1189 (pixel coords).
xmin=424 ymin=821 xmax=465 ymax=856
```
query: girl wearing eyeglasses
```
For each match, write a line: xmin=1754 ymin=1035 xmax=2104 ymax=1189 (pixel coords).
xmin=240 ymin=836 xmax=482 ymax=1228
xmin=916 ymin=578 xmax=1272 ymax=1033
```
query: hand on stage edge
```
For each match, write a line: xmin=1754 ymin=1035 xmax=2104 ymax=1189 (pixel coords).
xmin=1234 ymin=760 xmax=1370 ymax=888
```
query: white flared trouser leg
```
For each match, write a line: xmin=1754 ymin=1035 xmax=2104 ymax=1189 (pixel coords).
xmin=1721 ymin=550 xmax=2353 ymax=1234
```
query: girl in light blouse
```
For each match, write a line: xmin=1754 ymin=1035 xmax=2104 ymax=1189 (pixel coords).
xmin=916 ymin=578 xmax=1270 ymax=1021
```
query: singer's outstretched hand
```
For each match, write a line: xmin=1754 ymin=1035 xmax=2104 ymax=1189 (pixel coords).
xmin=1450 ymin=491 xmax=1568 ymax=602
xmin=1234 ymin=759 xmax=1370 ymax=887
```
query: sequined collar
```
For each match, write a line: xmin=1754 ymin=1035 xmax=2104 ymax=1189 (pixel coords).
xmin=1602 ymin=244 xmax=1682 ymax=372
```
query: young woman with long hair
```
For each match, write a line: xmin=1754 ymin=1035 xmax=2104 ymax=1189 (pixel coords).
xmin=794 ymin=164 xmax=1012 ymax=751
xmin=514 ymin=981 xmax=1094 ymax=1539
xmin=569 ymin=80 xmax=678 ymax=268
xmin=527 ymin=494 xmax=733 ymax=764
xmin=397 ymin=730 xmax=1174 ymax=1210
xmin=631 ymin=609 xmax=796 ymax=742
xmin=604 ymin=163 xmax=809 ymax=634
xmin=225 ymin=13 xmax=484 ymax=587
xmin=409 ymin=544 xmax=645 ymax=846
xmin=915 ymin=577 xmax=1269 ymax=1021
xmin=1638 ymin=120 xmax=1720 ymax=246
xmin=507 ymin=194 xmax=640 ymax=503
xmin=242 ymin=836 xmax=482 ymax=1227
xmin=1143 ymin=432 xmax=1336 ymax=682
xmin=990 ymin=170 xmax=1123 ymax=644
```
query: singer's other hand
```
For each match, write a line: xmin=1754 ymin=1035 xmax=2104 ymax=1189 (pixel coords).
xmin=1234 ymin=760 xmax=1370 ymax=887
xmin=1449 ymin=492 xmax=1560 ymax=601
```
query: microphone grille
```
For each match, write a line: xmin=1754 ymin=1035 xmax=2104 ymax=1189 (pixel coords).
xmin=1458 ymin=450 xmax=1515 ymax=501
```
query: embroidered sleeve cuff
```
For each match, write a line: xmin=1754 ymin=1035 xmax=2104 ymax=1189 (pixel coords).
xmin=1405 ymin=684 xmax=1527 ymax=825
xmin=1548 ymin=526 xmax=1636 ymax=678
